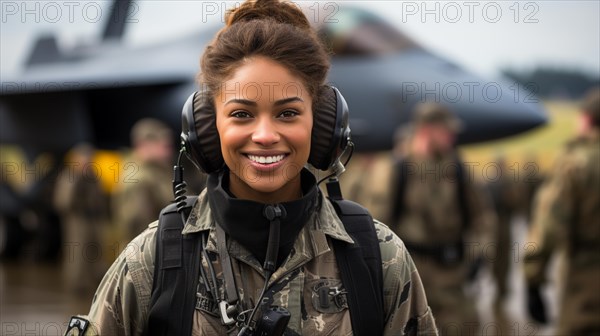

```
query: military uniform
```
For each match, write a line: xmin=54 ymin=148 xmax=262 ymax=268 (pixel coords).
xmin=524 ymin=134 xmax=600 ymax=335
xmin=486 ymin=157 xmax=544 ymax=324
xmin=487 ymin=166 xmax=513 ymax=310
xmin=109 ymin=118 xmax=176 ymax=250
xmin=68 ymin=178 xmax=438 ymax=335
xmin=339 ymin=152 xmax=395 ymax=222
xmin=382 ymin=103 xmax=495 ymax=335
xmin=389 ymin=152 xmax=495 ymax=336
xmin=112 ymin=159 xmax=174 ymax=248
xmin=54 ymin=146 xmax=109 ymax=293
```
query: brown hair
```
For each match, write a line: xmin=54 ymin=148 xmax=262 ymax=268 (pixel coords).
xmin=199 ymin=0 xmax=330 ymax=101
xmin=582 ymin=86 xmax=600 ymax=127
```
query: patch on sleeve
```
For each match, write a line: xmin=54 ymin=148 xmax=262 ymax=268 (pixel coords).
xmin=65 ymin=316 xmax=90 ymax=335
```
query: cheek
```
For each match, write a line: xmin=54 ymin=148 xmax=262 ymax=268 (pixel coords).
xmin=218 ymin=127 xmax=245 ymax=155
xmin=293 ymin=121 xmax=313 ymax=157
xmin=215 ymin=118 xmax=238 ymax=158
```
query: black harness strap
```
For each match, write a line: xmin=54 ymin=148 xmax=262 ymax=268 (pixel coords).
xmin=329 ymin=198 xmax=385 ymax=336
xmin=145 ymin=196 xmax=199 ymax=336
xmin=146 ymin=195 xmax=384 ymax=335
xmin=390 ymin=157 xmax=409 ymax=225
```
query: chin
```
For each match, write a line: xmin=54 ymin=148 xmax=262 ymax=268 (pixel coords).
xmin=246 ymin=176 xmax=288 ymax=193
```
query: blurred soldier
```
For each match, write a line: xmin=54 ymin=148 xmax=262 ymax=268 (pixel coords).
xmin=54 ymin=143 xmax=109 ymax=293
xmin=524 ymin=87 xmax=600 ymax=335
xmin=388 ymin=102 xmax=495 ymax=335
xmin=112 ymin=118 xmax=175 ymax=249
xmin=487 ymin=157 xmax=519 ymax=321
xmin=518 ymin=153 xmax=546 ymax=224
xmin=337 ymin=152 xmax=386 ymax=220
xmin=487 ymin=154 xmax=545 ymax=327
xmin=339 ymin=125 xmax=413 ymax=221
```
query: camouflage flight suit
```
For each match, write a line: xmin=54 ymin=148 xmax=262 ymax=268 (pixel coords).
xmin=524 ymin=135 xmax=600 ymax=335
xmin=67 ymin=187 xmax=438 ymax=335
xmin=112 ymin=159 xmax=174 ymax=250
xmin=388 ymin=152 xmax=495 ymax=336
xmin=54 ymin=163 xmax=109 ymax=292
xmin=485 ymin=160 xmax=516 ymax=315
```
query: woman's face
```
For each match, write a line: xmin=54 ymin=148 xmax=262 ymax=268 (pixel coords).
xmin=215 ymin=56 xmax=313 ymax=203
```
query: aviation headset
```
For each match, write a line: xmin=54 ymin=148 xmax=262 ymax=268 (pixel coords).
xmin=180 ymin=85 xmax=352 ymax=174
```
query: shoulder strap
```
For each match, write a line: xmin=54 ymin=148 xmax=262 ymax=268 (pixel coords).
xmin=329 ymin=198 xmax=385 ymax=336
xmin=146 ymin=192 xmax=385 ymax=335
xmin=145 ymin=196 xmax=200 ymax=336
xmin=390 ymin=157 xmax=409 ymax=224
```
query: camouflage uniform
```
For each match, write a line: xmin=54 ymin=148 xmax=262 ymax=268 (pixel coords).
xmin=523 ymin=134 xmax=600 ymax=335
xmin=486 ymin=160 xmax=514 ymax=310
xmin=54 ymin=144 xmax=109 ymax=293
xmin=112 ymin=159 xmax=173 ymax=246
xmin=68 ymin=186 xmax=438 ymax=335
xmin=389 ymin=152 xmax=494 ymax=336
xmin=112 ymin=118 xmax=175 ymax=249
xmin=486 ymin=157 xmax=544 ymax=323
xmin=385 ymin=103 xmax=495 ymax=335
xmin=339 ymin=152 xmax=395 ymax=222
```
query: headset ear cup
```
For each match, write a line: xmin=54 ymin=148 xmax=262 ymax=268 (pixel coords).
xmin=309 ymin=86 xmax=350 ymax=170
xmin=180 ymin=91 xmax=224 ymax=174
xmin=184 ymin=86 xmax=349 ymax=173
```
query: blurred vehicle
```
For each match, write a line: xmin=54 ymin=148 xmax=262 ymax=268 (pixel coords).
xmin=0 ymin=1 xmax=547 ymax=258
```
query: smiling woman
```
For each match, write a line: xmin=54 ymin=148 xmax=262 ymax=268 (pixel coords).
xmin=215 ymin=57 xmax=313 ymax=203
xmin=65 ymin=1 xmax=438 ymax=335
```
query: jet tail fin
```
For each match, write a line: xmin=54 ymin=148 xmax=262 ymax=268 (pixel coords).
xmin=102 ymin=0 xmax=133 ymax=40
xmin=25 ymin=36 xmax=61 ymax=66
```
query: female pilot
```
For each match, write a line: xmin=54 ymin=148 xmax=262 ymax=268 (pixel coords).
xmin=66 ymin=1 xmax=437 ymax=335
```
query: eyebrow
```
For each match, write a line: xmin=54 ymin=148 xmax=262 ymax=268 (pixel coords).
xmin=224 ymin=97 xmax=304 ymax=106
xmin=224 ymin=99 xmax=257 ymax=107
xmin=274 ymin=97 xmax=304 ymax=106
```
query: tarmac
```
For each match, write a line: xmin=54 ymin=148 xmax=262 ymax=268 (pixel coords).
xmin=1 ymin=258 xmax=93 ymax=335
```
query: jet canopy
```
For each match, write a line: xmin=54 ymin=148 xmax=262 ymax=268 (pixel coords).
xmin=318 ymin=7 xmax=421 ymax=57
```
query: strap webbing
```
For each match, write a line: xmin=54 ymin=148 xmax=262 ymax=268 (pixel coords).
xmin=216 ymin=224 xmax=239 ymax=304
xmin=330 ymin=198 xmax=384 ymax=336
xmin=145 ymin=196 xmax=199 ymax=336
xmin=147 ymin=195 xmax=385 ymax=335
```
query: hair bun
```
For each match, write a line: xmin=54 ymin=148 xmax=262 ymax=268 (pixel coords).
xmin=225 ymin=0 xmax=311 ymax=32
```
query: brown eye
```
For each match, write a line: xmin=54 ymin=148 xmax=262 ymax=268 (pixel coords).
xmin=231 ymin=111 xmax=252 ymax=119
xmin=279 ymin=109 xmax=299 ymax=119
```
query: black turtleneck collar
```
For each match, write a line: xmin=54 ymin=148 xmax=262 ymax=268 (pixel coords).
xmin=207 ymin=168 xmax=319 ymax=268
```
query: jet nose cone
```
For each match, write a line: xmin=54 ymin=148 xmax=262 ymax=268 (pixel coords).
xmin=452 ymin=79 xmax=549 ymax=143
xmin=398 ymin=51 xmax=548 ymax=144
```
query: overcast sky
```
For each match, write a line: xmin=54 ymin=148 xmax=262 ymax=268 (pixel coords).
xmin=1 ymin=0 xmax=599 ymax=80
xmin=371 ymin=1 xmax=600 ymax=77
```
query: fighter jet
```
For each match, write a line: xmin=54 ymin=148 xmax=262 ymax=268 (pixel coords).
xmin=1 ymin=1 xmax=547 ymax=154
xmin=0 ymin=1 xmax=547 ymax=257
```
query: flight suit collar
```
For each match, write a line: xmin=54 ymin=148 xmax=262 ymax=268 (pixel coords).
xmin=206 ymin=169 xmax=319 ymax=268
xmin=181 ymin=173 xmax=356 ymax=274
xmin=181 ymin=188 xmax=212 ymax=234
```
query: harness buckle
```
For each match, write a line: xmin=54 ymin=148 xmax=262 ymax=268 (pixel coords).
xmin=219 ymin=300 xmax=238 ymax=326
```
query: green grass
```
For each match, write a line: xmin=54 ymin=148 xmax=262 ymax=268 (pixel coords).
xmin=460 ymin=100 xmax=579 ymax=175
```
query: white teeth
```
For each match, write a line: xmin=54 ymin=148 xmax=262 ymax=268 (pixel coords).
xmin=248 ymin=154 xmax=285 ymax=164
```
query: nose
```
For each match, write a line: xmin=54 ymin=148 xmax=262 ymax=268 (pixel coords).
xmin=252 ymin=117 xmax=280 ymax=146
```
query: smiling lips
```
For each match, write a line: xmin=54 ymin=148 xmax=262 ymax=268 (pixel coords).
xmin=247 ymin=154 xmax=287 ymax=165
